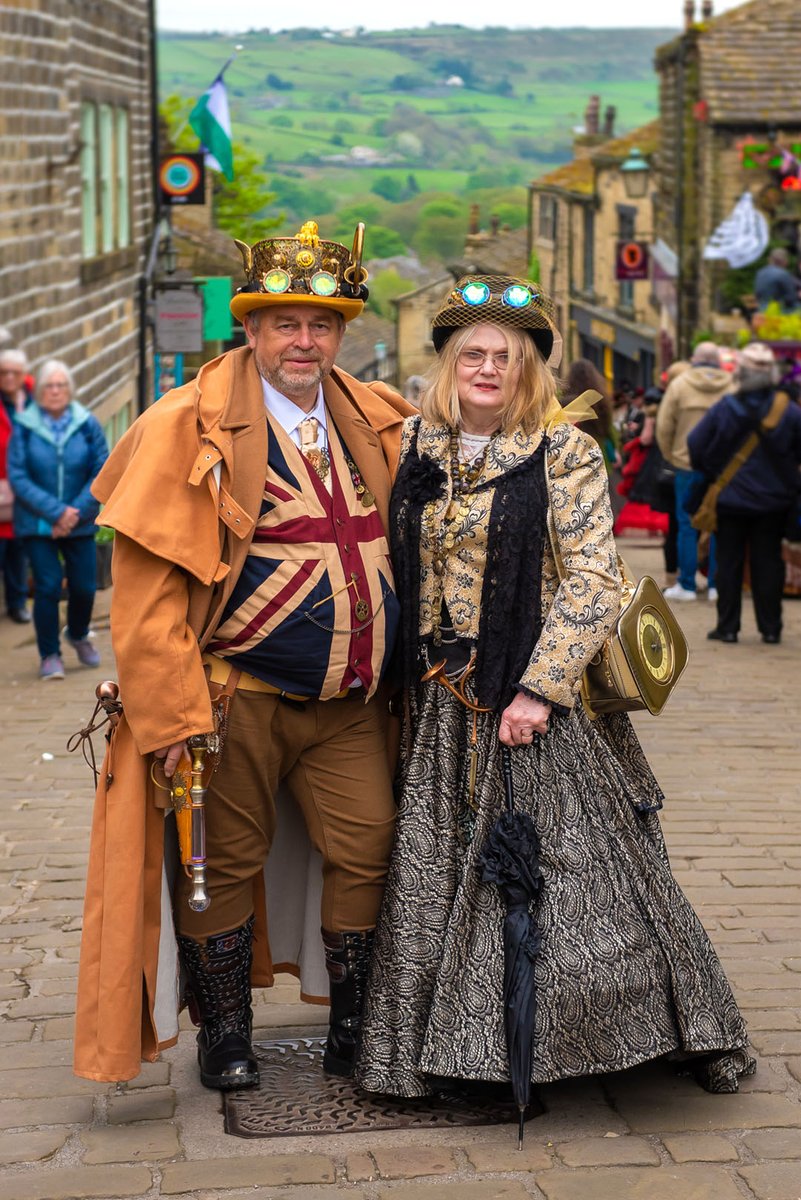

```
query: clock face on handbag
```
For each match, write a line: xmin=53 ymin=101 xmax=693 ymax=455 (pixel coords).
xmin=638 ymin=608 xmax=673 ymax=683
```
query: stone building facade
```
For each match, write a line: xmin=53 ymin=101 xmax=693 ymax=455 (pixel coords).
xmin=655 ymin=0 xmax=801 ymax=356
xmin=529 ymin=118 xmax=661 ymax=388
xmin=0 ymin=0 xmax=156 ymax=442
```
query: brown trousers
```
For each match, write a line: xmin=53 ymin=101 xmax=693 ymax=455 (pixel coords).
xmin=175 ymin=689 xmax=396 ymax=939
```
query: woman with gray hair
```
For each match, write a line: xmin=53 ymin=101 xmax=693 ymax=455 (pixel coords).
xmin=689 ymin=343 xmax=801 ymax=644
xmin=7 ymin=359 xmax=108 ymax=679
xmin=0 ymin=347 xmax=34 ymax=622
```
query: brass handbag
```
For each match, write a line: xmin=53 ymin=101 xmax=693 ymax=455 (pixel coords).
xmin=546 ymin=510 xmax=689 ymax=719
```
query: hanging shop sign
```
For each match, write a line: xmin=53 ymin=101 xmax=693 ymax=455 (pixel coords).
xmin=615 ymin=241 xmax=650 ymax=282
xmin=159 ymin=154 xmax=206 ymax=206
xmin=155 ymin=286 xmax=204 ymax=353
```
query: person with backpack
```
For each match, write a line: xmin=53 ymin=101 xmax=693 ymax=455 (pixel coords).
xmin=7 ymin=359 xmax=108 ymax=678
xmin=688 ymin=343 xmax=801 ymax=644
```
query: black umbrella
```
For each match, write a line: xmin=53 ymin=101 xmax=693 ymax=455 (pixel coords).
xmin=478 ymin=745 xmax=543 ymax=1148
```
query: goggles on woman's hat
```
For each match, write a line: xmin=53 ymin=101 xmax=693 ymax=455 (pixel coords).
xmin=230 ymin=220 xmax=369 ymax=323
xmin=432 ymin=274 xmax=557 ymax=362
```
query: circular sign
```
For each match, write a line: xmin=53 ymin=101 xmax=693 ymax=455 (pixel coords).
xmin=620 ymin=242 xmax=646 ymax=271
xmin=159 ymin=156 xmax=202 ymax=198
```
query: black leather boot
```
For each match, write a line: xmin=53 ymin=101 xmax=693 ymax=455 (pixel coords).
xmin=176 ymin=916 xmax=260 ymax=1091
xmin=321 ymin=928 xmax=374 ymax=1077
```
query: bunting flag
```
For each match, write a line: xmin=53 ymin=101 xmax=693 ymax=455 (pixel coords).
xmin=189 ymin=73 xmax=233 ymax=181
xmin=702 ymin=192 xmax=768 ymax=269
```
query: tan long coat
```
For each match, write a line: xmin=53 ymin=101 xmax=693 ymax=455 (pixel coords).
xmin=74 ymin=347 xmax=411 ymax=1083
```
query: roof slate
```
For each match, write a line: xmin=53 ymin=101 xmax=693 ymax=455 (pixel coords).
xmin=699 ymin=0 xmax=801 ymax=123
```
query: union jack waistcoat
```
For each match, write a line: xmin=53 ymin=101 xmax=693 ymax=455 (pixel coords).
xmin=208 ymin=410 xmax=399 ymax=700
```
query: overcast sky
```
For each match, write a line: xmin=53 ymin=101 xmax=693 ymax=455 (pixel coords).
xmin=157 ymin=0 xmax=745 ymax=33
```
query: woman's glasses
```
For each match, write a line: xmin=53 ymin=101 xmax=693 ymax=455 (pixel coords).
xmin=458 ymin=349 xmax=518 ymax=371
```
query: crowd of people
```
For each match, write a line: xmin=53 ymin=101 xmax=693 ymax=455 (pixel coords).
xmin=0 ymin=333 xmax=108 ymax=680
xmin=556 ymin=342 xmax=801 ymax=646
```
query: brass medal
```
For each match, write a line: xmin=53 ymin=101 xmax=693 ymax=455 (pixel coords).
xmin=361 ymin=490 xmax=375 ymax=508
xmin=355 ymin=599 xmax=369 ymax=621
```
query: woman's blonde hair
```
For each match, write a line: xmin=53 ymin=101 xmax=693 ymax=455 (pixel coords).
xmin=420 ymin=324 xmax=556 ymax=434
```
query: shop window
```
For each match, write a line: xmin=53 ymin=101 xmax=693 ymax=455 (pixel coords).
xmin=539 ymin=196 xmax=558 ymax=242
xmin=582 ymin=207 xmax=595 ymax=293
xmin=80 ymin=103 xmax=97 ymax=259
xmin=80 ymin=100 xmax=132 ymax=260
xmin=115 ymin=108 xmax=130 ymax=248
xmin=618 ymin=205 xmax=636 ymax=310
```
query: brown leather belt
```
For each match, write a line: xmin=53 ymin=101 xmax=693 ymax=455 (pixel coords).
xmin=202 ymin=653 xmax=351 ymax=702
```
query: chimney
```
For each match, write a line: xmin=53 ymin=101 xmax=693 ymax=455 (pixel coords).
xmin=584 ymin=95 xmax=600 ymax=137
xmin=603 ymin=105 xmax=617 ymax=139
xmin=684 ymin=0 xmax=696 ymax=29
xmin=469 ymin=203 xmax=480 ymax=236
xmin=701 ymin=0 xmax=713 ymax=17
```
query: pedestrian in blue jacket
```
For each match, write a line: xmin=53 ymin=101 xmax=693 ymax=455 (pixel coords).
xmin=7 ymin=360 xmax=108 ymax=679
xmin=688 ymin=343 xmax=801 ymax=645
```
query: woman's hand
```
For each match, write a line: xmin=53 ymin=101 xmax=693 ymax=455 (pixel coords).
xmin=51 ymin=505 xmax=80 ymax=538
xmin=498 ymin=692 xmax=552 ymax=747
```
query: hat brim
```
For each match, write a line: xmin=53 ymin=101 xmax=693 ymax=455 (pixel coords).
xmin=230 ymin=292 xmax=364 ymax=323
xmin=432 ymin=324 xmax=555 ymax=361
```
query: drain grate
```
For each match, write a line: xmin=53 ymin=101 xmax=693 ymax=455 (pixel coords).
xmin=223 ymin=1037 xmax=542 ymax=1138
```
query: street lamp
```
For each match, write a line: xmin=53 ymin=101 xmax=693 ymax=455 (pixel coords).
xmin=621 ymin=147 xmax=650 ymax=200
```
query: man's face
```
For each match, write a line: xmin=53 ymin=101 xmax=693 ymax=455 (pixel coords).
xmin=243 ymin=304 xmax=345 ymax=403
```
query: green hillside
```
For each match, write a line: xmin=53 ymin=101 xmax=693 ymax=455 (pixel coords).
xmin=159 ymin=25 xmax=672 ymax=264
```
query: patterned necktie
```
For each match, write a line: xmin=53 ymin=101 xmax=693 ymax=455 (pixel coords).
xmin=298 ymin=416 xmax=330 ymax=483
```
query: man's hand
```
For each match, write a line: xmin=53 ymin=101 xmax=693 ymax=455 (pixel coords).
xmin=153 ymin=741 xmax=189 ymax=777
xmin=52 ymin=506 xmax=80 ymax=538
xmin=498 ymin=692 xmax=552 ymax=748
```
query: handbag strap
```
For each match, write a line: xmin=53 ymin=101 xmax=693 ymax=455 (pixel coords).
xmin=704 ymin=390 xmax=790 ymax=500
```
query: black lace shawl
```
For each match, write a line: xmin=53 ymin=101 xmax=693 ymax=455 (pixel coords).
xmin=390 ymin=420 xmax=548 ymax=712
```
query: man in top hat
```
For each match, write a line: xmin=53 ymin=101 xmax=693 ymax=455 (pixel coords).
xmin=74 ymin=222 xmax=414 ymax=1092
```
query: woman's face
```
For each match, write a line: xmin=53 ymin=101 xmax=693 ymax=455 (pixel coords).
xmin=455 ymin=323 xmax=521 ymax=430
xmin=38 ymin=372 xmax=71 ymax=418
xmin=0 ymin=363 xmax=25 ymax=395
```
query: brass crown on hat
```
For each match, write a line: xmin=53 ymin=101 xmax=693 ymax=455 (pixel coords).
xmin=233 ymin=221 xmax=369 ymax=300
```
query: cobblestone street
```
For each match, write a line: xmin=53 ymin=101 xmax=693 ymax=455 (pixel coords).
xmin=1 ymin=541 xmax=800 ymax=1200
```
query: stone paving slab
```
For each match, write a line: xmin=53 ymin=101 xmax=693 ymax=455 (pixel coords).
xmin=1 ymin=546 xmax=800 ymax=1197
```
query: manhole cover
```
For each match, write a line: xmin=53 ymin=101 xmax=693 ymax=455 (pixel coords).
xmin=223 ymin=1037 xmax=543 ymax=1138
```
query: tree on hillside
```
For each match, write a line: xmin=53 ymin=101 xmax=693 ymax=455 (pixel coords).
xmin=365 ymin=226 xmax=408 ymax=258
xmin=371 ymin=175 xmax=405 ymax=203
xmin=368 ymin=268 xmax=416 ymax=318
xmin=160 ymin=94 xmax=281 ymax=243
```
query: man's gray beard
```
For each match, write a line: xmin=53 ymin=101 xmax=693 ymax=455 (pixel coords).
xmin=255 ymin=353 xmax=326 ymax=399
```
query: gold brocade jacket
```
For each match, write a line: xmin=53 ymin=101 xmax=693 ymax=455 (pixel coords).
xmin=410 ymin=413 xmax=623 ymax=710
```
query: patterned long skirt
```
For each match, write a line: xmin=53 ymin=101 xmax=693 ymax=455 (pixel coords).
xmin=355 ymin=683 xmax=755 ymax=1096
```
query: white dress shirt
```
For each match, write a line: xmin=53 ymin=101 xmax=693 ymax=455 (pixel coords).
xmin=261 ymin=377 xmax=328 ymax=452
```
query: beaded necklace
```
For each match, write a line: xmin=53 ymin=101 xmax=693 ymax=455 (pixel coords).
xmin=425 ymin=428 xmax=498 ymax=642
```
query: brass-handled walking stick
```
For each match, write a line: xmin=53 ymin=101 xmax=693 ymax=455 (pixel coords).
xmin=68 ymin=680 xmax=216 ymax=914
xmin=175 ymin=737 xmax=212 ymax=913
xmin=152 ymin=734 xmax=215 ymax=914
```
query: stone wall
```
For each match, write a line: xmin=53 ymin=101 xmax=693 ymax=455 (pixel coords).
xmin=0 ymin=0 xmax=154 ymax=438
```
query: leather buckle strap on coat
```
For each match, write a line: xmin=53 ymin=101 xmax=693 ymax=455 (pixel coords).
xmin=690 ymin=391 xmax=791 ymax=535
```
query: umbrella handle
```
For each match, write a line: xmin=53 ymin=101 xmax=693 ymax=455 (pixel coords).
xmin=501 ymin=746 xmax=515 ymax=812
